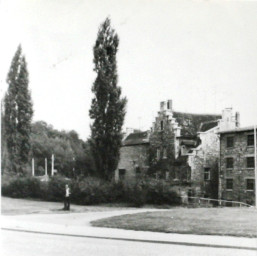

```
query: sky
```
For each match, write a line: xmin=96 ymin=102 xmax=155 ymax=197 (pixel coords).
xmin=0 ymin=0 xmax=257 ymax=140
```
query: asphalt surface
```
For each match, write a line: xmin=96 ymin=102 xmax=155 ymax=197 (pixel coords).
xmin=1 ymin=197 xmax=257 ymax=255
xmin=2 ymin=229 xmax=256 ymax=256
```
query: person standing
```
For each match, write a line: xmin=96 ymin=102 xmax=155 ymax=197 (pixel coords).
xmin=64 ymin=184 xmax=71 ymax=210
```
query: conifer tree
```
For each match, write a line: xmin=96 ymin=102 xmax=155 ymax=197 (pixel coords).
xmin=3 ymin=45 xmax=33 ymax=174
xmin=89 ymin=18 xmax=127 ymax=180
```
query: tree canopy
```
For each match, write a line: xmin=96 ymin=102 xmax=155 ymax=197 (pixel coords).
xmin=3 ymin=45 xmax=33 ymax=174
xmin=30 ymin=121 xmax=95 ymax=177
xmin=89 ymin=18 xmax=127 ymax=180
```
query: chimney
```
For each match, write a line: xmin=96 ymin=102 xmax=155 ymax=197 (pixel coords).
xmin=235 ymin=112 xmax=240 ymax=127
xmin=167 ymin=99 xmax=172 ymax=111
xmin=219 ymin=108 xmax=239 ymax=131
xmin=160 ymin=101 xmax=165 ymax=111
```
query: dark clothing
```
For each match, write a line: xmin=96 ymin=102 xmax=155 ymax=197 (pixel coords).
xmin=64 ymin=196 xmax=70 ymax=210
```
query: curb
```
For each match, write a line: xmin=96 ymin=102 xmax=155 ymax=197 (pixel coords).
xmin=2 ymin=227 xmax=257 ymax=251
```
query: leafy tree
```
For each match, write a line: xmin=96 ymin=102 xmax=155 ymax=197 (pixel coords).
xmin=30 ymin=121 xmax=94 ymax=177
xmin=89 ymin=18 xmax=127 ymax=180
xmin=3 ymin=45 xmax=33 ymax=174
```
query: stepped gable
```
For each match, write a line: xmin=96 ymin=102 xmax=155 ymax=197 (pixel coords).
xmin=172 ymin=111 xmax=221 ymax=136
xmin=122 ymin=131 xmax=150 ymax=146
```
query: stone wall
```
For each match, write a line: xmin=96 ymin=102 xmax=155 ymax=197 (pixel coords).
xmin=115 ymin=144 xmax=149 ymax=182
xmin=149 ymin=107 xmax=176 ymax=178
xmin=188 ymin=127 xmax=220 ymax=197
xmin=220 ymin=131 xmax=256 ymax=205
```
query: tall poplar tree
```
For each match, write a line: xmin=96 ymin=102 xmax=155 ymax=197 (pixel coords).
xmin=89 ymin=18 xmax=127 ymax=180
xmin=3 ymin=45 xmax=33 ymax=174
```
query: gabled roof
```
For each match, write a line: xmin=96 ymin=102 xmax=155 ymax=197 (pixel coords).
xmin=123 ymin=131 xmax=150 ymax=146
xmin=218 ymin=126 xmax=256 ymax=134
xmin=199 ymin=120 xmax=219 ymax=132
xmin=173 ymin=111 xmax=221 ymax=136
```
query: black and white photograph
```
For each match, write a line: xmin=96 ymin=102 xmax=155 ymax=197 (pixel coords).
xmin=1 ymin=0 xmax=257 ymax=255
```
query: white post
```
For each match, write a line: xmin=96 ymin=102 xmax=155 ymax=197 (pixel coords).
xmin=51 ymin=154 xmax=54 ymax=176
xmin=254 ymin=125 xmax=257 ymax=208
xmin=32 ymin=158 xmax=35 ymax=176
xmin=45 ymin=158 xmax=47 ymax=176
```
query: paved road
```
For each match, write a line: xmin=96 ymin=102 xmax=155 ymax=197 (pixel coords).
xmin=2 ymin=229 xmax=254 ymax=256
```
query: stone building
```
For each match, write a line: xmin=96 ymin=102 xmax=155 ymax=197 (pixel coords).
xmin=219 ymin=126 xmax=256 ymax=205
xmin=115 ymin=129 xmax=150 ymax=182
xmin=115 ymin=99 xmax=248 ymax=202
xmin=148 ymin=100 xmax=221 ymax=185
xmin=188 ymin=108 xmax=240 ymax=197
xmin=116 ymin=100 xmax=223 ymax=184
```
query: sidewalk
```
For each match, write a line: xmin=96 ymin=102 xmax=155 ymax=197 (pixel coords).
xmin=2 ymin=209 xmax=257 ymax=251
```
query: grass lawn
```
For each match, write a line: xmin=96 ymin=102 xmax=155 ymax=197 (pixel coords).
xmin=91 ymin=207 xmax=257 ymax=238
xmin=1 ymin=196 xmax=134 ymax=215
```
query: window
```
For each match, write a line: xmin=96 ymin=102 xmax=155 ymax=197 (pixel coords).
xmin=156 ymin=148 xmax=161 ymax=160
xmin=160 ymin=120 xmax=164 ymax=131
xmin=226 ymin=179 xmax=233 ymax=190
xmin=246 ymin=157 xmax=255 ymax=168
xmin=204 ymin=168 xmax=210 ymax=181
xmin=226 ymin=137 xmax=234 ymax=148
xmin=226 ymin=158 xmax=233 ymax=169
xmin=118 ymin=169 xmax=126 ymax=180
xmin=163 ymin=147 xmax=167 ymax=159
xmin=247 ymin=134 xmax=254 ymax=146
xmin=246 ymin=179 xmax=255 ymax=191
xmin=135 ymin=166 xmax=141 ymax=178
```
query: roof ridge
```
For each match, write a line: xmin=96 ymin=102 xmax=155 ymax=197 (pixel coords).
xmin=173 ymin=110 xmax=221 ymax=116
xmin=200 ymin=119 xmax=220 ymax=124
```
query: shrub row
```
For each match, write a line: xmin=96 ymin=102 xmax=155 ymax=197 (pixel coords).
xmin=1 ymin=174 xmax=181 ymax=207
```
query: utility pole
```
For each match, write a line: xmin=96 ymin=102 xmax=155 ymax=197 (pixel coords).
xmin=73 ymin=157 xmax=75 ymax=174
xmin=51 ymin=154 xmax=54 ymax=176
xmin=32 ymin=158 xmax=35 ymax=176
xmin=45 ymin=158 xmax=47 ymax=176
xmin=254 ymin=125 xmax=257 ymax=208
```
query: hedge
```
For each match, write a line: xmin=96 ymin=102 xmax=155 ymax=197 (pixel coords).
xmin=2 ymin=174 xmax=181 ymax=207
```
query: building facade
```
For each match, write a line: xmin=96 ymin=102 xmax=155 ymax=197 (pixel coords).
xmin=219 ymin=127 xmax=257 ymax=205
xmin=188 ymin=108 xmax=240 ymax=197
xmin=115 ymin=130 xmax=150 ymax=182
xmin=116 ymin=99 xmax=256 ymax=205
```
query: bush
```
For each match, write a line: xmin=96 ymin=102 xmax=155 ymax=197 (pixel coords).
xmin=2 ymin=175 xmax=41 ymax=198
xmin=2 ymin=174 xmax=181 ymax=207
xmin=1 ymin=174 xmax=69 ymax=201
xmin=123 ymin=181 xmax=147 ymax=207
xmin=70 ymin=177 xmax=125 ymax=205
xmin=145 ymin=179 xmax=181 ymax=205
xmin=46 ymin=175 xmax=70 ymax=201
